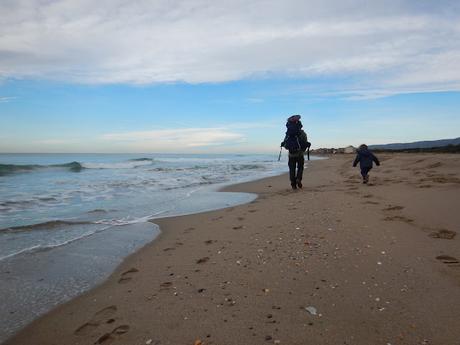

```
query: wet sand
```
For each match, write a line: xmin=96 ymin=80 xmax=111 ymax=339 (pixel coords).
xmin=3 ymin=153 xmax=460 ymax=345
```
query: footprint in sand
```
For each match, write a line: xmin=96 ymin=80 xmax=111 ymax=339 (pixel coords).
xmin=417 ymin=184 xmax=433 ymax=188
xmin=276 ymin=190 xmax=293 ymax=196
xmin=95 ymin=325 xmax=130 ymax=344
xmin=74 ymin=305 xmax=118 ymax=336
xmin=183 ymin=227 xmax=195 ymax=234
xmin=118 ymin=268 xmax=139 ymax=284
xmin=363 ymin=201 xmax=380 ymax=205
xmin=383 ymin=215 xmax=414 ymax=223
xmin=160 ymin=281 xmax=173 ymax=290
xmin=436 ymin=255 xmax=460 ymax=265
xmin=347 ymin=191 xmax=361 ymax=195
xmin=429 ymin=229 xmax=457 ymax=240
xmin=196 ymin=257 xmax=210 ymax=264
xmin=426 ymin=162 xmax=442 ymax=169
xmin=384 ymin=205 xmax=405 ymax=211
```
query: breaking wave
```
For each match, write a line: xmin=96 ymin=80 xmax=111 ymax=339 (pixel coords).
xmin=0 ymin=158 xmax=157 ymax=176
xmin=79 ymin=160 xmax=154 ymax=169
xmin=0 ymin=161 xmax=84 ymax=176
xmin=1 ymin=220 xmax=93 ymax=233
xmin=0 ymin=231 xmax=108 ymax=261
xmin=230 ymin=164 xmax=264 ymax=171
xmin=129 ymin=158 xmax=154 ymax=162
xmin=0 ymin=215 xmax=157 ymax=261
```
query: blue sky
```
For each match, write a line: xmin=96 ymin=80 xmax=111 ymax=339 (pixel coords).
xmin=1 ymin=0 xmax=459 ymax=153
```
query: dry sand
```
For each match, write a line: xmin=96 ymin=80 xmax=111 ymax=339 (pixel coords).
xmin=3 ymin=153 xmax=460 ymax=345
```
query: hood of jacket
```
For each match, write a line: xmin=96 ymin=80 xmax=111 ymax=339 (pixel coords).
xmin=357 ymin=148 xmax=373 ymax=157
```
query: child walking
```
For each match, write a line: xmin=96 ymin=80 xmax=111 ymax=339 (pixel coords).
xmin=353 ymin=144 xmax=380 ymax=184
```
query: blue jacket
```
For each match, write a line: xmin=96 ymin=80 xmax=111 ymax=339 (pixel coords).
xmin=353 ymin=148 xmax=380 ymax=169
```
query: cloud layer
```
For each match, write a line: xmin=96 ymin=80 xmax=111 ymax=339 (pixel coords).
xmin=102 ymin=127 xmax=245 ymax=150
xmin=1 ymin=0 xmax=460 ymax=96
xmin=0 ymin=96 xmax=15 ymax=103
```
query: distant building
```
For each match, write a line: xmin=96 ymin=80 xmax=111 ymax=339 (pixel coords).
xmin=311 ymin=146 xmax=356 ymax=154
xmin=344 ymin=145 xmax=356 ymax=154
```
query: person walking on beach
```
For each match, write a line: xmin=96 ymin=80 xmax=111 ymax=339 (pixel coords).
xmin=281 ymin=115 xmax=309 ymax=189
xmin=353 ymin=144 xmax=380 ymax=184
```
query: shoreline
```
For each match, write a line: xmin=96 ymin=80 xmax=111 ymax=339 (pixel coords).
xmin=4 ymin=153 xmax=460 ymax=345
xmin=0 ymin=165 xmax=289 ymax=343
xmin=0 ymin=164 xmax=294 ymax=343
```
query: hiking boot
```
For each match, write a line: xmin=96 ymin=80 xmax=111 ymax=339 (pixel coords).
xmin=363 ymin=175 xmax=369 ymax=184
xmin=291 ymin=183 xmax=297 ymax=190
xmin=297 ymin=180 xmax=303 ymax=188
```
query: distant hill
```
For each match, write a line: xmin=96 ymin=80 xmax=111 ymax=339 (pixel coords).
xmin=369 ymin=137 xmax=460 ymax=150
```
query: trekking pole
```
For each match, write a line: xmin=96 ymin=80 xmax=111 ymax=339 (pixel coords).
xmin=278 ymin=147 xmax=282 ymax=161
xmin=307 ymin=147 xmax=310 ymax=161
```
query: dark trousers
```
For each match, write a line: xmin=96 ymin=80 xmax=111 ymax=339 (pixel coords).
xmin=288 ymin=155 xmax=305 ymax=184
xmin=361 ymin=167 xmax=372 ymax=178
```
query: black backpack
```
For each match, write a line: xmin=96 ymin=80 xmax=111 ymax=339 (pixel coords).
xmin=283 ymin=121 xmax=309 ymax=153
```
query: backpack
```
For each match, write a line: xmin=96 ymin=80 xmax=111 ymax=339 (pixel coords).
xmin=283 ymin=120 xmax=309 ymax=153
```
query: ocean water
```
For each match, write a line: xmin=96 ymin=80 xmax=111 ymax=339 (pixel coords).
xmin=0 ymin=153 xmax=288 ymax=259
xmin=0 ymin=153 xmax=291 ymax=341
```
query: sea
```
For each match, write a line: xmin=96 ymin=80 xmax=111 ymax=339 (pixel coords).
xmin=0 ymin=152 xmax=295 ymax=341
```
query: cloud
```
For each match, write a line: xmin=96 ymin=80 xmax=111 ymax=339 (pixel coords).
xmin=102 ymin=127 xmax=245 ymax=149
xmin=1 ymin=0 xmax=460 ymax=97
xmin=313 ymin=84 xmax=460 ymax=100
xmin=0 ymin=96 xmax=15 ymax=103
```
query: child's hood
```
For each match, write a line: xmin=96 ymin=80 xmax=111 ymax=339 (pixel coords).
xmin=357 ymin=148 xmax=373 ymax=157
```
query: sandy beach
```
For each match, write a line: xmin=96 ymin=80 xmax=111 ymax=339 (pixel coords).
xmin=3 ymin=153 xmax=460 ymax=345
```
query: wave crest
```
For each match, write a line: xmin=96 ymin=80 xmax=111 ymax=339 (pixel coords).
xmin=0 ymin=161 xmax=84 ymax=176
xmin=129 ymin=158 xmax=154 ymax=162
xmin=1 ymin=220 xmax=92 ymax=233
xmin=0 ymin=158 xmax=157 ymax=175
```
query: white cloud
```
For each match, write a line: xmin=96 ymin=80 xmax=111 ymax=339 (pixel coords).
xmin=0 ymin=96 xmax=15 ymax=103
xmin=102 ymin=127 xmax=245 ymax=149
xmin=1 ymin=0 xmax=460 ymax=96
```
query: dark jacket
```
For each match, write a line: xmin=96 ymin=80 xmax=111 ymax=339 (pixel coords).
xmin=353 ymin=148 xmax=380 ymax=169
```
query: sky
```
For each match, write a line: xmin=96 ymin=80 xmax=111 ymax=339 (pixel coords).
xmin=0 ymin=0 xmax=459 ymax=153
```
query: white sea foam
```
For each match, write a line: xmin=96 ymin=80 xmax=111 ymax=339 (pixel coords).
xmin=81 ymin=160 xmax=154 ymax=169
xmin=0 ymin=244 xmax=42 ymax=261
xmin=0 ymin=230 xmax=100 ymax=261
